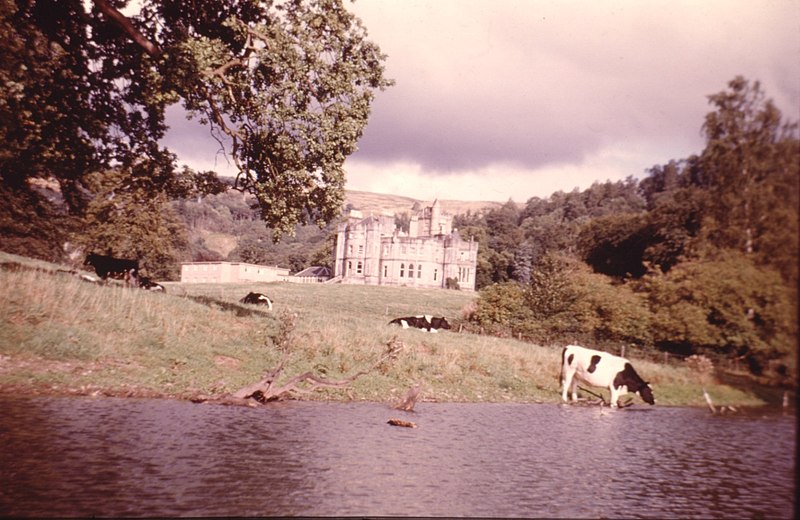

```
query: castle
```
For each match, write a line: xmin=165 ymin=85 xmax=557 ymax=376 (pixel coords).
xmin=333 ymin=200 xmax=478 ymax=291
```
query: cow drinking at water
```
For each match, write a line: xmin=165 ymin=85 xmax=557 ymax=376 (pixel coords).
xmin=561 ymin=345 xmax=655 ymax=408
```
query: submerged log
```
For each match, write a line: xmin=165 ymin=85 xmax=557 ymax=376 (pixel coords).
xmin=387 ymin=418 xmax=417 ymax=428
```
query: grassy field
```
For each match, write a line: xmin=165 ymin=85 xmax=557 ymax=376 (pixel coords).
xmin=0 ymin=251 xmax=781 ymax=408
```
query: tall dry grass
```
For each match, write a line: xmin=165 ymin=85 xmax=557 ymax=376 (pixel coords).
xmin=0 ymin=251 xmax=768 ymax=406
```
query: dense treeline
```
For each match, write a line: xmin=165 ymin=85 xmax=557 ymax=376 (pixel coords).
xmin=464 ymin=77 xmax=797 ymax=381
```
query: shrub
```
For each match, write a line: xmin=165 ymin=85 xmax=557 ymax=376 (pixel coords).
xmin=640 ymin=250 xmax=797 ymax=379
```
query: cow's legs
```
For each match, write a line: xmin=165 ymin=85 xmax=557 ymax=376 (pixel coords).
xmin=609 ymin=386 xmax=621 ymax=408
xmin=561 ymin=371 xmax=579 ymax=403
xmin=561 ymin=372 xmax=572 ymax=402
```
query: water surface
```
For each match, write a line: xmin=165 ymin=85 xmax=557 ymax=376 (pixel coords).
xmin=0 ymin=397 xmax=794 ymax=518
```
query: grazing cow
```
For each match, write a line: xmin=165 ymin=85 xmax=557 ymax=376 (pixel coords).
xmin=239 ymin=292 xmax=273 ymax=310
xmin=84 ymin=253 xmax=139 ymax=285
xmin=389 ymin=315 xmax=451 ymax=332
xmin=138 ymin=276 xmax=165 ymax=292
xmin=561 ymin=345 xmax=655 ymax=408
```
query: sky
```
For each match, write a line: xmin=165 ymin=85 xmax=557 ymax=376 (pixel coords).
xmin=161 ymin=0 xmax=800 ymax=203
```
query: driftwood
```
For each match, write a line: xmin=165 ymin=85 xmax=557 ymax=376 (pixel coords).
xmin=199 ymin=333 xmax=407 ymax=406
xmin=703 ymin=388 xmax=716 ymax=413
xmin=577 ymin=386 xmax=634 ymax=408
xmin=387 ymin=418 xmax=417 ymax=428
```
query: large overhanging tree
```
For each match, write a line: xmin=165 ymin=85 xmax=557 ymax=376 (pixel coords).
xmin=1 ymin=0 xmax=391 ymax=242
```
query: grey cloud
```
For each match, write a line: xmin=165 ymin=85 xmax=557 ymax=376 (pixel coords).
xmin=349 ymin=0 xmax=799 ymax=174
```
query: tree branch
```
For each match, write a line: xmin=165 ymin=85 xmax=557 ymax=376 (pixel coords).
xmin=224 ymin=336 xmax=405 ymax=404
xmin=93 ymin=0 xmax=161 ymax=58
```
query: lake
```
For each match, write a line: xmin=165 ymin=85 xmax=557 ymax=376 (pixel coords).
xmin=0 ymin=397 xmax=794 ymax=518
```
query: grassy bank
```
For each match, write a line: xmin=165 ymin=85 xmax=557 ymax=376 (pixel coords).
xmin=0 ymin=251 xmax=785 ymax=408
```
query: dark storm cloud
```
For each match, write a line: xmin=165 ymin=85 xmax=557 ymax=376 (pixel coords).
xmin=347 ymin=0 xmax=799 ymax=175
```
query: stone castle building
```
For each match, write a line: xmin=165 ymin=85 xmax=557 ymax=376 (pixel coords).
xmin=333 ymin=200 xmax=478 ymax=291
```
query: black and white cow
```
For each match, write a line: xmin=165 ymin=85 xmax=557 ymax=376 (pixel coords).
xmin=84 ymin=253 xmax=139 ymax=285
xmin=389 ymin=315 xmax=451 ymax=332
xmin=239 ymin=292 xmax=273 ymax=310
xmin=138 ymin=276 xmax=165 ymax=292
xmin=561 ymin=345 xmax=655 ymax=408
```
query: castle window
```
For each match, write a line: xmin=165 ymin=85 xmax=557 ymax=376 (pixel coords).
xmin=348 ymin=244 xmax=353 ymax=255
xmin=400 ymin=263 xmax=405 ymax=277
xmin=383 ymin=265 xmax=388 ymax=277
xmin=357 ymin=261 xmax=363 ymax=274
xmin=417 ymin=264 xmax=422 ymax=278
xmin=358 ymin=244 xmax=364 ymax=255
xmin=409 ymin=264 xmax=414 ymax=278
xmin=347 ymin=261 xmax=352 ymax=273
xmin=433 ymin=268 xmax=438 ymax=281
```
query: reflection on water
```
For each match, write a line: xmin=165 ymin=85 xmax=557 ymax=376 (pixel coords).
xmin=0 ymin=397 xmax=795 ymax=518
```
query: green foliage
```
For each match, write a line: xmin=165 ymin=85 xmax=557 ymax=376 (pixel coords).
xmin=1 ymin=0 xmax=391 ymax=252
xmin=150 ymin=0 xmax=394 ymax=238
xmin=640 ymin=250 xmax=796 ymax=376
xmin=470 ymin=282 xmax=533 ymax=337
xmin=445 ymin=277 xmax=461 ymax=290
xmin=74 ymin=169 xmax=189 ymax=280
xmin=578 ymin=213 xmax=650 ymax=278
xmin=0 ymin=182 xmax=76 ymax=261
xmin=470 ymin=255 xmax=652 ymax=347
xmin=699 ymin=77 xmax=799 ymax=264
xmin=568 ymin=266 xmax=652 ymax=347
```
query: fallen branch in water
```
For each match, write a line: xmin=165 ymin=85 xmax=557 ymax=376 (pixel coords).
xmin=703 ymin=388 xmax=716 ymax=414
xmin=577 ymin=386 xmax=607 ymax=405
xmin=197 ymin=317 xmax=406 ymax=405
xmin=576 ymin=386 xmax=634 ymax=408
xmin=394 ymin=383 xmax=421 ymax=412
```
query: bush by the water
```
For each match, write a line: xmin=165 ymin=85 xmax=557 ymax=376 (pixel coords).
xmin=468 ymin=252 xmax=796 ymax=383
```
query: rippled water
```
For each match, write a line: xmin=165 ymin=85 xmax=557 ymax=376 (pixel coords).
xmin=0 ymin=397 xmax=794 ymax=518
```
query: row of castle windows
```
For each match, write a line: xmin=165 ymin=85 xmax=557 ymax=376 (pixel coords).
xmin=347 ymin=243 xmax=473 ymax=261
xmin=346 ymin=261 xmax=439 ymax=281
xmin=349 ymin=242 xmax=442 ymax=257
xmin=344 ymin=261 xmax=471 ymax=283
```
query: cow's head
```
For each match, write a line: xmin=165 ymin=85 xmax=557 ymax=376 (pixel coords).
xmin=638 ymin=383 xmax=655 ymax=405
xmin=84 ymin=253 xmax=98 ymax=265
xmin=432 ymin=317 xmax=451 ymax=330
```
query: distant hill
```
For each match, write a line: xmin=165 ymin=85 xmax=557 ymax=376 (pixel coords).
xmin=177 ymin=188 xmax=505 ymax=269
xmin=344 ymin=190 xmax=505 ymax=216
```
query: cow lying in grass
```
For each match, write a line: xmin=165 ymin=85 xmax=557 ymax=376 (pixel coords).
xmin=239 ymin=292 xmax=273 ymax=310
xmin=389 ymin=315 xmax=451 ymax=332
xmin=561 ymin=344 xmax=655 ymax=408
xmin=138 ymin=276 xmax=164 ymax=292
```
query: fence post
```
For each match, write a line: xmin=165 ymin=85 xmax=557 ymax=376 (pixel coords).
xmin=620 ymin=344 xmax=626 ymax=358
xmin=664 ymin=352 xmax=669 ymax=364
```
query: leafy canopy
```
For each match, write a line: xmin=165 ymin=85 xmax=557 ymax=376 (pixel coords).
xmin=1 ymin=0 xmax=392 ymax=245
